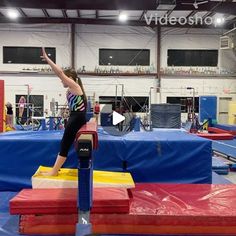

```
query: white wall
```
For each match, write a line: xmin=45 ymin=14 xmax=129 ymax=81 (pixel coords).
xmin=160 ymin=76 xmax=236 ymax=122
xmin=76 ymin=24 xmax=157 ymax=72
xmin=2 ymin=74 xmax=66 ymax=115
xmin=0 ymin=23 xmax=235 ymax=122
xmin=0 ymin=23 xmax=71 ymax=71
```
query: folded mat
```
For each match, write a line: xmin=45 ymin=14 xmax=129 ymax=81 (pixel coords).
xmin=32 ymin=166 xmax=135 ymax=189
xmin=10 ymin=187 xmax=130 ymax=215
xmin=18 ymin=183 xmax=236 ymax=235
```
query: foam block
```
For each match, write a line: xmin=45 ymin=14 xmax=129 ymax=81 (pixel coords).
xmin=10 ymin=187 xmax=130 ymax=215
xmin=32 ymin=166 xmax=135 ymax=189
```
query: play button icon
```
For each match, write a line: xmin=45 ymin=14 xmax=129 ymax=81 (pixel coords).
xmin=112 ymin=111 xmax=125 ymax=125
xmin=100 ymin=104 xmax=132 ymax=136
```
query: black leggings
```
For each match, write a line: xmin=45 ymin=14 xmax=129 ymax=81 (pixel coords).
xmin=59 ymin=111 xmax=86 ymax=157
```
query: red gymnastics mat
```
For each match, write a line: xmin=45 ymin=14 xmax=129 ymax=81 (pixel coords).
xmin=196 ymin=132 xmax=234 ymax=140
xmin=208 ymin=127 xmax=236 ymax=135
xmin=10 ymin=187 xmax=130 ymax=215
xmin=17 ymin=183 xmax=236 ymax=235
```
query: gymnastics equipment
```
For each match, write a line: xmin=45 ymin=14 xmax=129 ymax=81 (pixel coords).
xmin=228 ymin=101 xmax=236 ymax=125
xmin=74 ymin=118 xmax=98 ymax=236
xmin=199 ymin=96 xmax=217 ymax=123
xmin=32 ymin=166 xmax=135 ymax=189
xmin=0 ymin=80 xmax=4 ymax=132
xmin=151 ymin=103 xmax=181 ymax=128
xmin=10 ymin=183 xmax=236 ymax=235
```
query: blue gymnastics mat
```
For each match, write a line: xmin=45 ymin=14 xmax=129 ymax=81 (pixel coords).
xmin=212 ymin=156 xmax=229 ymax=175
xmin=212 ymin=139 xmax=236 ymax=160
xmin=213 ymin=123 xmax=236 ymax=131
xmin=0 ymin=129 xmax=212 ymax=191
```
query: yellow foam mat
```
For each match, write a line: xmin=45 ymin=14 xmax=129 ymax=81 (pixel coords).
xmin=32 ymin=166 xmax=135 ymax=189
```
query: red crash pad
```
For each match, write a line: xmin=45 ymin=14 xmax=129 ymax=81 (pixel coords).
xmin=18 ymin=183 xmax=236 ymax=235
xmin=10 ymin=187 xmax=130 ymax=215
xmin=196 ymin=132 xmax=234 ymax=140
xmin=208 ymin=127 xmax=236 ymax=135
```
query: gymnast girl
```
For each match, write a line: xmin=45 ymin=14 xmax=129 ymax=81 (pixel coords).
xmin=40 ymin=48 xmax=87 ymax=176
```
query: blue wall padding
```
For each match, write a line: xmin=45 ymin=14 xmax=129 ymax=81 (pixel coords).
xmin=0 ymin=129 xmax=212 ymax=191
xmin=199 ymin=96 xmax=217 ymax=123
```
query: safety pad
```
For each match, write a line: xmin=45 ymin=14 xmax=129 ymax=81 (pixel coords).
xmin=212 ymin=139 xmax=236 ymax=160
xmin=32 ymin=166 xmax=135 ymax=189
xmin=196 ymin=132 xmax=234 ymax=140
xmin=10 ymin=187 xmax=130 ymax=215
xmin=210 ymin=125 xmax=236 ymax=135
xmin=212 ymin=156 xmax=229 ymax=175
xmin=18 ymin=183 xmax=236 ymax=235
xmin=0 ymin=129 xmax=212 ymax=191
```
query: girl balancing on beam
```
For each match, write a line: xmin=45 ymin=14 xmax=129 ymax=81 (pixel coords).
xmin=40 ymin=48 xmax=87 ymax=176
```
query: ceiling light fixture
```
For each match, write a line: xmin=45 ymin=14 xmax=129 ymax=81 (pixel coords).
xmin=7 ymin=9 xmax=19 ymax=19
xmin=119 ymin=12 xmax=128 ymax=22
xmin=215 ymin=17 xmax=225 ymax=25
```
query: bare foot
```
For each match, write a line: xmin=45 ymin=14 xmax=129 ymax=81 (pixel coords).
xmin=38 ymin=170 xmax=58 ymax=176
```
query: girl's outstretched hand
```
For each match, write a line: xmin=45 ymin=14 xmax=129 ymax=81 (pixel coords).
xmin=40 ymin=47 xmax=48 ymax=62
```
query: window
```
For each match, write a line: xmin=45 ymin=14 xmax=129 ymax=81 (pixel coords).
xmin=167 ymin=49 xmax=218 ymax=67
xmin=99 ymin=96 xmax=149 ymax=113
xmin=99 ymin=49 xmax=150 ymax=66
xmin=167 ymin=97 xmax=199 ymax=113
xmin=15 ymin=94 xmax=44 ymax=118
xmin=3 ymin=47 xmax=56 ymax=64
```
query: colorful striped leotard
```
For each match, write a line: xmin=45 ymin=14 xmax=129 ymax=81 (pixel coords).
xmin=66 ymin=90 xmax=86 ymax=112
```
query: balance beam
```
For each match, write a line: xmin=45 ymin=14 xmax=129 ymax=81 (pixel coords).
xmin=74 ymin=118 xmax=98 ymax=236
xmin=75 ymin=118 xmax=98 ymax=150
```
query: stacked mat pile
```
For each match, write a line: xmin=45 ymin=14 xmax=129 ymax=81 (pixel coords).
xmin=212 ymin=156 xmax=229 ymax=175
xmin=10 ymin=166 xmax=135 ymax=235
xmin=10 ymin=188 xmax=130 ymax=235
xmin=10 ymin=182 xmax=236 ymax=235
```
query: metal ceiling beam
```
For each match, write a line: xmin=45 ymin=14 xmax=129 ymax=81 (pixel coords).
xmin=226 ymin=16 xmax=236 ymax=28
xmin=0 ymin=16 xmax=231 ymax=29
xmin=77 ymin=10 xmax=80 ymax=18
xmin=62 ymin=9 xmax=68 ymax=18
xmin=17 ymin=8 xmax=27 ymax=17
xmin=139 ymin=10 xmax=147 ymax=21
xmin=0 ymin=1 xmax=235 ymax=15
xmin=42 ymin=9 xmax=50 ymax=18
xmin=95 ymin=10 xmax=99 ymax=19
xmin=203 ymin=11 xmax=216 ymax=20
xmin=186 ymin=10 xmax=197 ymax=19
xmin=0 ymin=0 xmax=156 ymax=10
xmin=165 ymin=10 xmax=173 ymax=18
xmin=202 ymin=1 xmax=222 ymax=21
